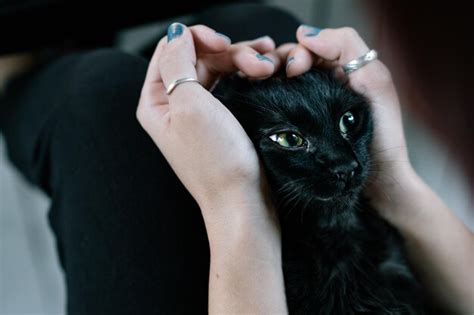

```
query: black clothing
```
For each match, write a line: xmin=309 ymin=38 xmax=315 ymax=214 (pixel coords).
xmin=0 ymin=0 xmax=252 ymax=55
xmin=0 ymin=3 xmax=300 ymax=314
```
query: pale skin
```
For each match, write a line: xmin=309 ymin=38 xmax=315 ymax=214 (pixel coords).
xmin=1 ymin=23 xmax=472 ymax=314
xmin=137 ymin=23 xmax=474 ymax=314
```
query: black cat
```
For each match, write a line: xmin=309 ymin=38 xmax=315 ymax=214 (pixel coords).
xmin=214 ymin=69 xmax=426 ymax=314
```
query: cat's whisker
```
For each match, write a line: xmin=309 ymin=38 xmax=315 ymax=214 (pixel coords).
xmin=280 ymin=187 xmax=309 ymax=221
xmin=277 ymin=178 xmax=308 ymax=194
xmin=281 ymin=190 xmax=302 ymax=220
xmin=300 ymin=189 xmax=315 ymax=224
xmin=275 ymin=178 xmax=312 ymax=221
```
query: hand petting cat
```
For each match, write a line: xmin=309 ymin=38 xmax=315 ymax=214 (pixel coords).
xmin=275 ymin=26 xmax=412 ymax=226
xmin=285 ymin=25 xmax=474 ymax=313
xmin=137 ymin=23 xmax=474 ymax=314
xmin=137 ymin=23 xmax=289 ymax=314
xmin=137 ymin=23 xmax=283 ymax=244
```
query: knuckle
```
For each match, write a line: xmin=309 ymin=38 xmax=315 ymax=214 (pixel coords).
xmin=190 ymin=24 xmax=208 ymax=32
xmin=136 ymin=106 xmax=153 ymax=135
xmin=340 ymin=27 xmax=359 ymax=39
xmin=136 ymin=104 xmax=146 ymax=126
xmin=354 ymin=62 xmax=394 ymax=90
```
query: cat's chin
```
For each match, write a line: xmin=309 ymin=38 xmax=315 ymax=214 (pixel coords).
xmin=314 ymin=187 xmax=359 ymax=202
xmin=312 ymin=188 xmax=361 ymax=210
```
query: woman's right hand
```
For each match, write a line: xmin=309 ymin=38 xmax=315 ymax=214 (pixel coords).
xmin=288 ymin=26 xmax=474 ymax=313
xmin=285 ymin=26 xmax=417 ymax=224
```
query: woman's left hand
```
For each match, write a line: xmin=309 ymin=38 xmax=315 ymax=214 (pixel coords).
xmin=137 ymin=22 xmax=288 ymax=314
xmin=137 ymin=23 xmax=287 ymax=247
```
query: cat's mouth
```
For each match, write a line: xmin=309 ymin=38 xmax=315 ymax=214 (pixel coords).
xmin=273 ymin=174 xmax=366 ymax=210
xmin=313 ymin=188 xmax=358 ymax=202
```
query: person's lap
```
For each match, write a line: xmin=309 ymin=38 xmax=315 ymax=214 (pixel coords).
xmin=0 ymin=3 xmax=300 ymax=313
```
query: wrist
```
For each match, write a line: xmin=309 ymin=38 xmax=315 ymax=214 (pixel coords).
xmin=369 ymin=162 xmax=427 ymax=225
xmin=198 ymin=185 xmax=282 ymax=260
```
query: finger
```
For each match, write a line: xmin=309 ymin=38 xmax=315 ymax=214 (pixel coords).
xmin=285 ymin=44 xmax=316 ymax=77
xmin=231 ymin=46 xmax=276 ymax=79
xmin=158 ymin=23 xmax=204 ymax=99
xmin=144 ymin=36 xmax=168 ymax=86
xmin=190 ymin=24 xmax=231 ymax=54
xmin=237 ymin=36 xmax=276 ymax=54
xmin=196 ymin=36 xmax=276 ymax=86
xmin=194 ymin=36 xmax=277 ymax=87
xmin=296 ymin=25 xmax=393 ymax=94
xmin=285 ymin=44 xmax=339 ymax=77
xmin=296 ymin=26 xmax=370 ymax=65
xmin=200 ymin=44 xmax=276 ymax=82
xmin=146 ymin=25 xmax=230 ymax=84
xmin=264 ymin=42 xmax=296 ymax=72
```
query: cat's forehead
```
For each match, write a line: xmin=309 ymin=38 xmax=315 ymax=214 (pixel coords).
xmin=252 ymin=71 xmax=361 ymax=126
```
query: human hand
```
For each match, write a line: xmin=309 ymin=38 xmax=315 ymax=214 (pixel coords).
xmin=285 ymin=25 xmax=419 ymax=223
xmin=136 ymin=23 xmax=283 ymax=247
xmin=275 ymin=26 xmax=474 ymax=314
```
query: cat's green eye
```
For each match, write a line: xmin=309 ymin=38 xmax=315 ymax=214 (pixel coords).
xmin=339 ymin=111 xmax=356 ymax=136
xmin=269 ymin=132 xmax=305 ymax=148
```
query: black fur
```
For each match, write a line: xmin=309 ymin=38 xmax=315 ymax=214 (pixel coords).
xmin=214 ymin=69 xmax=426 ymax=314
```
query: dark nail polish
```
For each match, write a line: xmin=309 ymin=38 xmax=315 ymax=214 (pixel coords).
xmin=286 ymin=56 xmax=295 ymax=69
xmin=302 ymin=24 xmax=321 ymax=37
xmin=167 ymin=23 xmax=184 ymax=42
xmin=256 ymin=53 xmax=274 ymax=64
xmin=216 ymin=32 xmax=231 ymax=43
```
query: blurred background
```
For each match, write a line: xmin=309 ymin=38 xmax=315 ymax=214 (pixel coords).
xmin=1 ymin=0 xmax=472 ymax=314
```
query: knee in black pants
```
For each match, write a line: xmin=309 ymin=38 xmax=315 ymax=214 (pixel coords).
xmin=43 ymin=49 xmax=209 ymax=314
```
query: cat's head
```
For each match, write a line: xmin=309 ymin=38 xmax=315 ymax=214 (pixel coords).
xmin=215 ymin=69 xmax=373 ymax=219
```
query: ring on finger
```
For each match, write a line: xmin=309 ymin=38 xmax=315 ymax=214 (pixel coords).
xmin=342 ymin=49 xmax=378 ymax=75
xmin=166 ymin=77 xmax=201 ymax=95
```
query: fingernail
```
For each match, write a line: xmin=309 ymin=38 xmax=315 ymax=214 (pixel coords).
xmin=301 ymin=24 xmax=321 ymax=37
xmin=258 ymin=35 xmax=271 ymax=40
xmin=167 ymin=22 xmax=184 ymax=42
xmin=215 ymin=32 xmax=232 ymax=43
xmin=286 ymin=56 xmax=295 ymax=69
xmin=256 ymin=53 xmax=274 ymax=64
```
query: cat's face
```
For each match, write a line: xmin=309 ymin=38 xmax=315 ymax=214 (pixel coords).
xmin=216 ymin=69 xmax=373 ymax=216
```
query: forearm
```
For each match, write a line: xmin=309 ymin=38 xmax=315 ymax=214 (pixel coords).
xmin=376 ymin=167 xmax=474 ymax=313
xmin=201 ymin=196 xmax=288 ymax=314
xmin=209 ymin=233 xmax=287 ymax=314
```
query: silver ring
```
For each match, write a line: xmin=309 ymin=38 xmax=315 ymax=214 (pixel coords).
xmin=342 ymin=49 xmax=378 ymax=74
xmin=166 ymin=77 xmax=200 ymax=95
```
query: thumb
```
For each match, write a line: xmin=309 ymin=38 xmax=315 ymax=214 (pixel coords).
xmin=158 ymin=23 xmax=206 ymax=99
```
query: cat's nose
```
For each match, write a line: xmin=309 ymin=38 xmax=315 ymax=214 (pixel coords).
xmin=329 ymin=160 xmax=358 ymax=182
